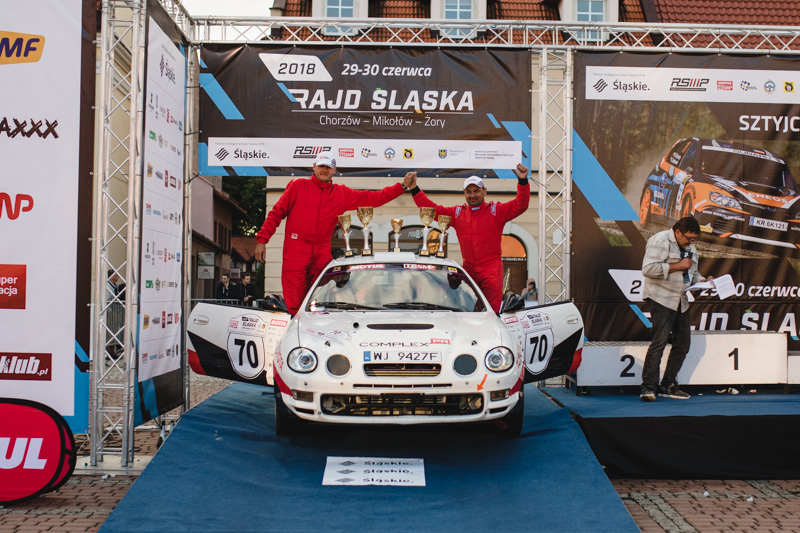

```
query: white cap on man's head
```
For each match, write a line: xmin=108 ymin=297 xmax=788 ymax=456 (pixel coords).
xmin=314 ymin=152 xmax=337 ymax=168
xmin=463 ymin=176 xmax=485 ymax=189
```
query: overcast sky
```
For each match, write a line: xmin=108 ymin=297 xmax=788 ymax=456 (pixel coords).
xmin=180 ymin=0 xmax=274 ymax=17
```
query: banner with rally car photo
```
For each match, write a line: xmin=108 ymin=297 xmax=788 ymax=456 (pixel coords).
xmin=198 ymin=45 xmax=531 ymax=178
xmin=573 ymin=52 xmax=800 ymax=351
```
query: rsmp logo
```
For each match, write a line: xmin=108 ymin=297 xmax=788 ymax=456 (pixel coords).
xmin=0 ymin=31 xmax=45 ymax=65
xmin=215 ymin=148 xmax=229 ymax=161
xmin=0 ymin=193 xmax=33 ymax=220
xmin=0 ymin=353 xmax=51 ymax=381
xmin=593 ymin=79 xmax=608 ymax=92
xmin=670 ymin=78 xmax=709 ymax=91
xmin=0 ymin=117 xmax=58 ymax=139
xmin=294 ymin=146 xmax=331 ymax=159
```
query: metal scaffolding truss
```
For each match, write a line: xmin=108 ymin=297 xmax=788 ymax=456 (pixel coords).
xmin=93 ymin=0 xmax=147 ymax=467
xmin=93 ymin=2 xmax=800 ymax=468
xmin=187 ymin=16 xmax=800 ymax=53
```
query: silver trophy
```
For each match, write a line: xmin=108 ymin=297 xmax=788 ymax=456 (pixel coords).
xmin=338 ymin=214 xmax=353 ymax=257
xmin=391 ymin=218 xmax=403 ymax=252
xmin=436 ymin=215 xmax=451 ymax=258
xmin=357 ymin=206 xmax=374 ymax=256
xmin=419 ymin=207 xmax=435 ymax=256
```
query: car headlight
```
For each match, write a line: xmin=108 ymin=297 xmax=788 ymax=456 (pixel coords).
xmin=709 ymin=191 xmax=741 ymax=210
xmin=287 ymin=347 xmax=317 ymax=373
xmin=485 ymin=347 xmax=514 ymax=373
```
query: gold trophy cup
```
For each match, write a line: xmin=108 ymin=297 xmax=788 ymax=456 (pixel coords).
xmin=419 ymin=207 xmax=436 ymax=256
xmin=390 ymin=218 xmax=403 ymax=252
xmin=357 ymin=206 xmax=374 ymax=256
xmin=436 ymin=215 xmax=451 ymax=258
xmin=338 ymin=214 xmax=353 ymax=257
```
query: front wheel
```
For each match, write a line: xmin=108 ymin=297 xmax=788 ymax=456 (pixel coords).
xmin=494 ymin=393 xmax=524 ymax=437
xmin=680 ymin=194 xmax=694 ymax=218
xmin=274 ymin=388 xmax=305 ymax=436
xmin=639 ymin=189 xmax=653 ymax=226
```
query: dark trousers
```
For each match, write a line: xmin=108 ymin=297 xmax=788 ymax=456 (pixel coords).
xmin=641 ymin=299 xmax=691 ymax=389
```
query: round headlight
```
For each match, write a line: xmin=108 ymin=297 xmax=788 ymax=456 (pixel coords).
xmin=709 ymin=191 xmax=741 ymax=210
xmin=485 ymin=347 xmax=514 ymax=373
xmin=287 ymin=347 xmax=317 ymax=373
xmin=454 ymin=354 xmax=478 ymax=376
xmin=326 ymin=354 xmax=351 ymax=377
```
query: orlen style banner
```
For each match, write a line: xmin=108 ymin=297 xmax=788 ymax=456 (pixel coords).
xmin=573 ymin=52 xmax=800 ymax=350
xmin=198 ymin=46 xmax=530 ymax=178
xmin=0 ymin=0 xmax=93 ymax=431
xmin=134 ymin=0 xmax=187 ymax=425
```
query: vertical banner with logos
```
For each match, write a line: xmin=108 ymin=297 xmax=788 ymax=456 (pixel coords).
xmin=198 ymin=46 xmax=530 ymax=178
xmin=0 ymin=0 xmax=94 ymax=432
xmin=573 ymin=52 xmax=800 ymax=350
xmin=135 ymin=0 xmax=187 ymax=425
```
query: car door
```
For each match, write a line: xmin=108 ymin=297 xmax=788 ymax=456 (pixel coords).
xmin=187 ymin=302 xmax=292 ymax=387
xmin=501 ymin=301 xmax=584 ymax=383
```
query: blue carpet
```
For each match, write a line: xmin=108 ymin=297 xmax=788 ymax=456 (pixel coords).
xmin=101 ymin=383 xmax=637 ymax=532
xmin=548 ymin=386 xmax=800 ymax=418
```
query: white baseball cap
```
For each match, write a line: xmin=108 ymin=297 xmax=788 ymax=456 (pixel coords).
xmin=314 ymin=152 xmax=336 ymax=168
xmin=463 ymin=176 xmax=485 ymax=189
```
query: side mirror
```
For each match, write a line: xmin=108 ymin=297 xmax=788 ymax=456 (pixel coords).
xmin=258 ymin=293 xmax=289 ymax=313
xmin=499 ymin=292 xmax=524 ymax=314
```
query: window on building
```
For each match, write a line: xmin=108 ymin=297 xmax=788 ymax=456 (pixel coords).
xmin=319 ymin=0 xmax=360 ymax=36
xmin=576 ymin=0 xmax=605 ymax=42
xmin=443 ymin=0 xmax=473 ymax=38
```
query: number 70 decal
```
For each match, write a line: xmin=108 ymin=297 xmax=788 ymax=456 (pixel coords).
xmin=524 ymin=329 xmax=554 ymax=375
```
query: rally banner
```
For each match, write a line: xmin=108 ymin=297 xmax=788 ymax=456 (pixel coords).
xmin=0 ymin=0 xmax=93 ymax=431
xmin=573 ymin=52 xmax=800 ymax=350
xmin=134 ymin=0 xmax=187 ymax=425
xmin=198 ymin=46 xmax=531 ymax=178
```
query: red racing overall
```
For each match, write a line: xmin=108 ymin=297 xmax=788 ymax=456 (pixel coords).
xmin=256 ymin=175 xmax=403 ymax=314
xmin=413 ymin=182 xmax=530 ymax=312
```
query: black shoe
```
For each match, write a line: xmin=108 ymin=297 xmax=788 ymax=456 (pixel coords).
xmin=658 ymin=384 xmax=690 ymax=399
xmin=639 ymin=387 xmax=656 ymax=402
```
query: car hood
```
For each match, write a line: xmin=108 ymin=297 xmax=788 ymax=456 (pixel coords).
xmin=708 ymin=175 xmax=797 ymax=204
xmin=291 ymin=311 xmax=508 ymax=356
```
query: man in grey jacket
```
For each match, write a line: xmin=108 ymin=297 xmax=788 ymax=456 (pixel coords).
xmin=640 ymin=217 xmax=713 ymax=401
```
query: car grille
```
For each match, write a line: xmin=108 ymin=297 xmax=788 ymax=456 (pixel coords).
xmin=364 ymin=363 xmax=440 ymax=377
xmin=711 ymin=217 xmax=741 ymax=234
xmin=320 ymin=393 xmax=483 ymax=416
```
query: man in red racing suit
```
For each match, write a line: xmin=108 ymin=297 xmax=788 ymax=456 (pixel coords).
xmin=405 ymin=164 xmax=530 ymax=312
xmin=254 ymin=152 xmax=411 ymax=315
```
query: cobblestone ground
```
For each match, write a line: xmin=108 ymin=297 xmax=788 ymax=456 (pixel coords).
xmin=3 ymin=376 xmax=800 ymax=532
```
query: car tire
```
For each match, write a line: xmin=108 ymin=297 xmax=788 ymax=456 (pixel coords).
xmin=496 ymin=393 xmax=525 ymax=437
xmin=274 ymin=388 xmax=305 ymax=436
xmin=680 ymin=194 xmax=694 ymax=218
xmin=639 ymin=188 xmax=653 ymax=226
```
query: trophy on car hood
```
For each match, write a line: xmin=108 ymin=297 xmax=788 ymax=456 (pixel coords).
xmin=357 ymin=206 xmax=374 ymax=256
xmin=419 ymin=207 xmax=435 ymax=256
xmin=391 ymin=218 xmax=403 ymax=252
xmin=436 ymin=215 xmax=451 ymax=258
xmin=338 ymin=214 xmax=353 ymax=257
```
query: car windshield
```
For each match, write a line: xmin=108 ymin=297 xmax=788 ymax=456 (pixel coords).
xmin=700 ymin=146 xmax=798 ymax=194
xmin=306 ymin=263 xmax=486 ymax=312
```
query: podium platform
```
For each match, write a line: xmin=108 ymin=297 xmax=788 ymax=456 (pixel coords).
xmin=547 ymin=385 xmax=800 ymax=479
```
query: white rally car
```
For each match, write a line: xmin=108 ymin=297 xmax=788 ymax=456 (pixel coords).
xmin=187 ymin=253 xmax=584 ymax=436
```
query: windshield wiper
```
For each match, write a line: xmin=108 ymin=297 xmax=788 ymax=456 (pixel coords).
xmin=312 ymin=301 xmax=382 ymax=310
xmin=382 ymin=302 xmax=461 ymax=312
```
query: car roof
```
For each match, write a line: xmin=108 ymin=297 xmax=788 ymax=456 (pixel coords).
xmin=327 ymin=252 xmax=463 ymax=270
xmin=687 ymin=137 xmax=782 ymax=159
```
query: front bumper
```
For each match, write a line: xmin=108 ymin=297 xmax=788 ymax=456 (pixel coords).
xmin=276 ymin=369 xmax=521 ymax=425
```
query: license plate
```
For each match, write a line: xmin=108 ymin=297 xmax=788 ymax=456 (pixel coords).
xmin=749 ymin=216 xmax=787 ymax=232
xmin=365 ymin=351 xmax=442 ymax=362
